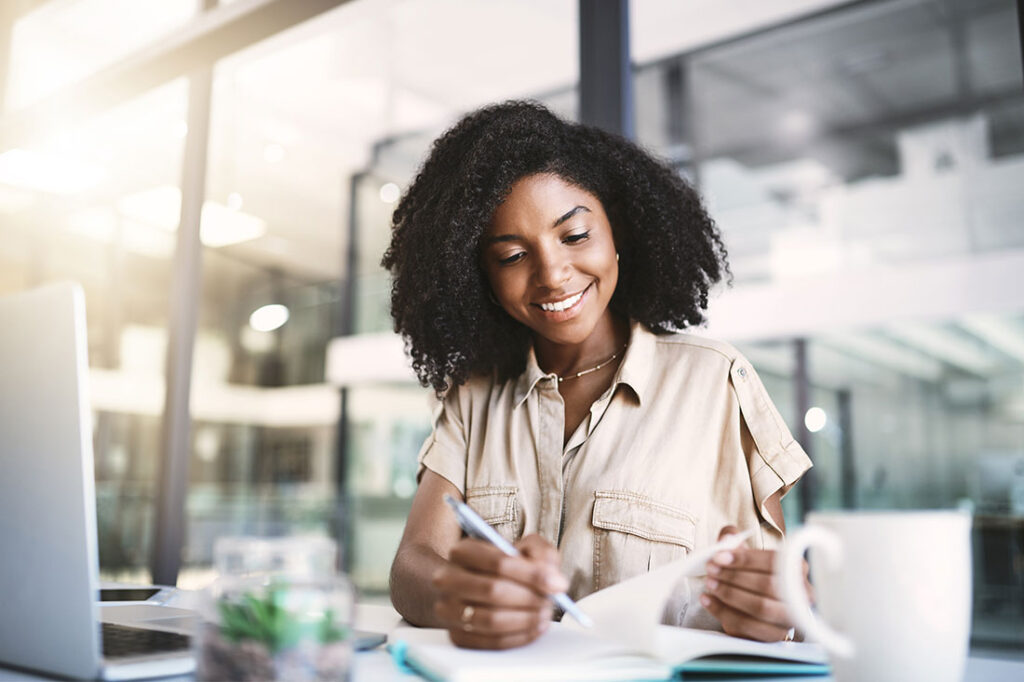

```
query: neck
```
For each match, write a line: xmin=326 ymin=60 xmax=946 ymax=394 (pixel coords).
xmin=534 ymin=313 xmax=629 ymax=378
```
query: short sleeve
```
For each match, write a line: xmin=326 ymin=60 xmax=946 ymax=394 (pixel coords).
xmin=729 ymin=356 xmax=812 ymax=534
xmin=416 ymin=387 xmax=469 ymax=494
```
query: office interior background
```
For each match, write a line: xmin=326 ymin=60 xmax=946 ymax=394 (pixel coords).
xmin=0 ymin=0 xmax=1021 ymax=648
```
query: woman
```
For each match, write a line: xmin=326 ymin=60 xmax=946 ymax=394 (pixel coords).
xmin=383 ymin=101 xmax=812 ymax=650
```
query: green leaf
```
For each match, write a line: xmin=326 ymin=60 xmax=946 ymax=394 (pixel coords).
xmin=215 ymin=582 xmax=349 ymax=654
xmin=318 ymin=608 xmax=348 ymax=643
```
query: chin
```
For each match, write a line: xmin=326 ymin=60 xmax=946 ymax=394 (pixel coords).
xmin=531 ymin=315 xmax=601 ymax=346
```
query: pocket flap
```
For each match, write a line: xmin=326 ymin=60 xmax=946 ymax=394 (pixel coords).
xmin=465 ymin=486 xmax=517 ymax=525
xmin=592 ymin=491 xmax=696 ymax=548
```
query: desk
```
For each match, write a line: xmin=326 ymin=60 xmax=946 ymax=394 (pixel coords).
xmin=2 ymin=602 xmax=1022 ymax=681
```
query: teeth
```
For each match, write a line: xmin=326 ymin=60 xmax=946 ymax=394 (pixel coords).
xmin=540 ymin=290 xmax=583 ymax=312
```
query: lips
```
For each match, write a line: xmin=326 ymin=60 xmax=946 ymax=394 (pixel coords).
xmin=532 ymin=283 xmax=592 ymax=320
xmin=537 ymin=288 xmax=585 ymax=312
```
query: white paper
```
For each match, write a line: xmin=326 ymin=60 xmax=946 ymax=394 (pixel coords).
xmin=565 ymin=530 xmax=755 ymax=656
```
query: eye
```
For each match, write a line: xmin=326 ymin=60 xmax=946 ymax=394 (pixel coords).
xmin=564 ymin=230 xmax=590 ymax=244
xmin=498 ymin=251 xmax=525 ymax=266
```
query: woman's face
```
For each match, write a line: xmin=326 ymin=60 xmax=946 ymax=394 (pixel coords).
xmin=481 ymin=173 xmax=619 ymax=347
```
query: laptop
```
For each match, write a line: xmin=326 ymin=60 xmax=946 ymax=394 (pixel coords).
xmin=0 ymin=282 xmax=194 ymax=680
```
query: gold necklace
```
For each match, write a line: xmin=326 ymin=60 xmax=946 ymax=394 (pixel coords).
xmin=557 ymin=344 xmax=628 ymax=384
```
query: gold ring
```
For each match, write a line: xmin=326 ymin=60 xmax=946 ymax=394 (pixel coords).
xmin=461 ymin=604 xmax=475 ymax=632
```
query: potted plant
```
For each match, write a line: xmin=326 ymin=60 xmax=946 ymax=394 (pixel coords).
xmin=197 ymin=580 xmax=352 ymax=681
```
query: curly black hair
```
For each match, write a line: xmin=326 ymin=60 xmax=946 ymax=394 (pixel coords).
xmin=381 ymin=100 xmax=729 ymax=394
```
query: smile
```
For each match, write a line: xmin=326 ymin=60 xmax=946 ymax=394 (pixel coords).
xmin=534 ymin=283 xmax=591 ymax=316
xmin=539 ymin=290 xmax=584 ymax=312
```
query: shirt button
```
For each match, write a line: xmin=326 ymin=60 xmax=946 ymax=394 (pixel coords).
xmin=738 ymin=367 xmax=747 ymax=377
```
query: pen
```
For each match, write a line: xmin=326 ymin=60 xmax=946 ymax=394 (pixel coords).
xmin=443 ymin=494 xmax=594 ymax=629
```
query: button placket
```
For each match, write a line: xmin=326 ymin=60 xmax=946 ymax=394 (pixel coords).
xmin=537 ymin=378 xmax=565 ymax=543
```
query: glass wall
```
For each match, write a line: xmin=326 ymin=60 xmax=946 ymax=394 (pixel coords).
xmin=0 ymin=71 xmax=190 ymax=582
xmin=635 ymin=0 xmax=1024 ymax=646
xmin=638 ymin=0 xmax=1023 ymax=284
xmin=176 ymin=0 xmax=579 ymax=592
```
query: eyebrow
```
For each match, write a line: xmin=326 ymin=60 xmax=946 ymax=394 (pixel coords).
xmin=485 ymin=205 xmax=592 ymax=244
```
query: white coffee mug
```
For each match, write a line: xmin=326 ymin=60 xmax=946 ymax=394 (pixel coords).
xmin=777 ymin=511 xmax=972 ymax=682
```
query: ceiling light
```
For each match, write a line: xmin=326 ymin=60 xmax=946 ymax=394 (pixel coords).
xmin=117 ymin=185 xmax=180 ymax=230
xmin=121 ymin=220 xmax=176 ymax=258
xmin=379 ymin=182 xmax=401 ymax=203
xmin=820 ymin=333 xmax=943 ymax=382
xmin=116 ymin=185 xmax=266 ymax=247
xmin=263 ymin=143 xmax=286 ymax=164
xmin=960 ymin=315 xmax=1024 ymax=365
xmin=804 ymin=407 xmax=827 ymax=433
xmin=200 ymin=202 xmax=266 ymax=247
xmin=0 ymin=148 xmax=106 ymax=194
xmin=884 ymin=323 xmax=995 ymax=376
xmin=249 ymin=304 xmax=289 ymax=332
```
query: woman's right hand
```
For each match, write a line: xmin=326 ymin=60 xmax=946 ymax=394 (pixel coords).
xmin=431 ymin=533 xmax=568 ymax=649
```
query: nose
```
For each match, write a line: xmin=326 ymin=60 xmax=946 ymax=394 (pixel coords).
xmin=533 ymin=245 xmax=571 ymax=290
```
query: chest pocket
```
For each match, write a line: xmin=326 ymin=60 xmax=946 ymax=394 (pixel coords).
xmin=465 ymin=486 xmax=521 ymax=545
xmin=591 ymin=490 xmax=696 ymax=591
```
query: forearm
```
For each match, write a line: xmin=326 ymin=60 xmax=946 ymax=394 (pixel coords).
xmin=390 ymin=543 xmax=450 ymax=627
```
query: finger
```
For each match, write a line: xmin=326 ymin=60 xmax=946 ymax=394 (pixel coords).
xmin=707 ymin=564 xmax=777 ymax=598
xmin=700 ymin=593 xmax=790 ymax=642
xmin=432 ymin=565 xmax=549 ymax=609
xmin=451 ymin=539 xmax=567 ymax=594
xmin=516 ymin=534 xmax=561 ymax=567
xmin=704 ymin=576 xmax=790 ymax=627
xmin=435 ymin=600 xmax=553 ymax=636
xmin=448 ymin=538 xmax=511 ymax=570
xmin=709 ymin=547 xmax=775 ymax=573
xmin=516 ymin=536 xmax=567 ymax=592
xmin=717 ymin=525 xmax=740 ymax=542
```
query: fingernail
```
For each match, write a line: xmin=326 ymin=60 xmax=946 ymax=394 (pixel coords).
xmin=706 ymin=563 xmax=720 ymax=575
xmin=713 ymin=551 xmax=734 ymax=565
xmin=700 ymin=594 xmax=711 ymax=607
xmin=539 ymin=619 xmax=550 ymax=633
xmin=706 ymin=577 xmax=719 ymax=590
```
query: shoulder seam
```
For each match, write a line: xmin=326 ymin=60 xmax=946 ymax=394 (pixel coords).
xmin=652 ymin=333 xmax=740 ymax=364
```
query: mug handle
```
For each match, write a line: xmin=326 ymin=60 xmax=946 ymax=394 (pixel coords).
xmin=776 ymin=525 xmax=855 ymax=659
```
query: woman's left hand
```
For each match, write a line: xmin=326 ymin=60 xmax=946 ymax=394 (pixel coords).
xmin=700 ymin=525 xmax=812 ymax=642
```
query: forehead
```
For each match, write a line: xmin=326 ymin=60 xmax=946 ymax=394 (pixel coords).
xmin=488 ymin=173 xmax=602 ymax=232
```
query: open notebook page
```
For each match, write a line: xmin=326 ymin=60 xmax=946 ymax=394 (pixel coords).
xmin=563 ymin=529 xmax=755 ymax=655
xmin=393 ymin=626 xmax=671 ymax=682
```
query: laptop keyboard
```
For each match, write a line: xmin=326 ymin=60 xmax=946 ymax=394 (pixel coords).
xmin=101 ymin=622 xmax=191 ymax=658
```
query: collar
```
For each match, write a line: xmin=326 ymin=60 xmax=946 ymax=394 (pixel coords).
xmin=512 ymin=320 xmax=654 ymax=408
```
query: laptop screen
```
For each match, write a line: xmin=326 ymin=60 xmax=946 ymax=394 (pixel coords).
xmin=0 ymin=282 xmax=105 ymax=679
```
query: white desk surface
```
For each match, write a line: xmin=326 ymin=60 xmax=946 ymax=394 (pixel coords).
xmin=1 ymin=602 xmax=1021 ymax=681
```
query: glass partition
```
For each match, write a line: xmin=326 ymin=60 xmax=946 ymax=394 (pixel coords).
xmin=804 ymin=315 xmax=1024 ymax=645
xmin=636 ymin=0 xmax=1024 ymax=284
xmin=0 ymin=78 xmax=189 ymax=583
xmin=634 ymin=0 xmax=1024 ymax=646
xmin=183 ymin=0 xmax=579 ymax=594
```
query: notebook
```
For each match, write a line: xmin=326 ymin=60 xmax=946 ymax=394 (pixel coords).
xmin=391 ymin=533 xmax=829 ymax=681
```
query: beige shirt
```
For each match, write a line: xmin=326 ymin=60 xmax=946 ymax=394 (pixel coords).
xmin=417 ymin=321 xmax=812 ymax=626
